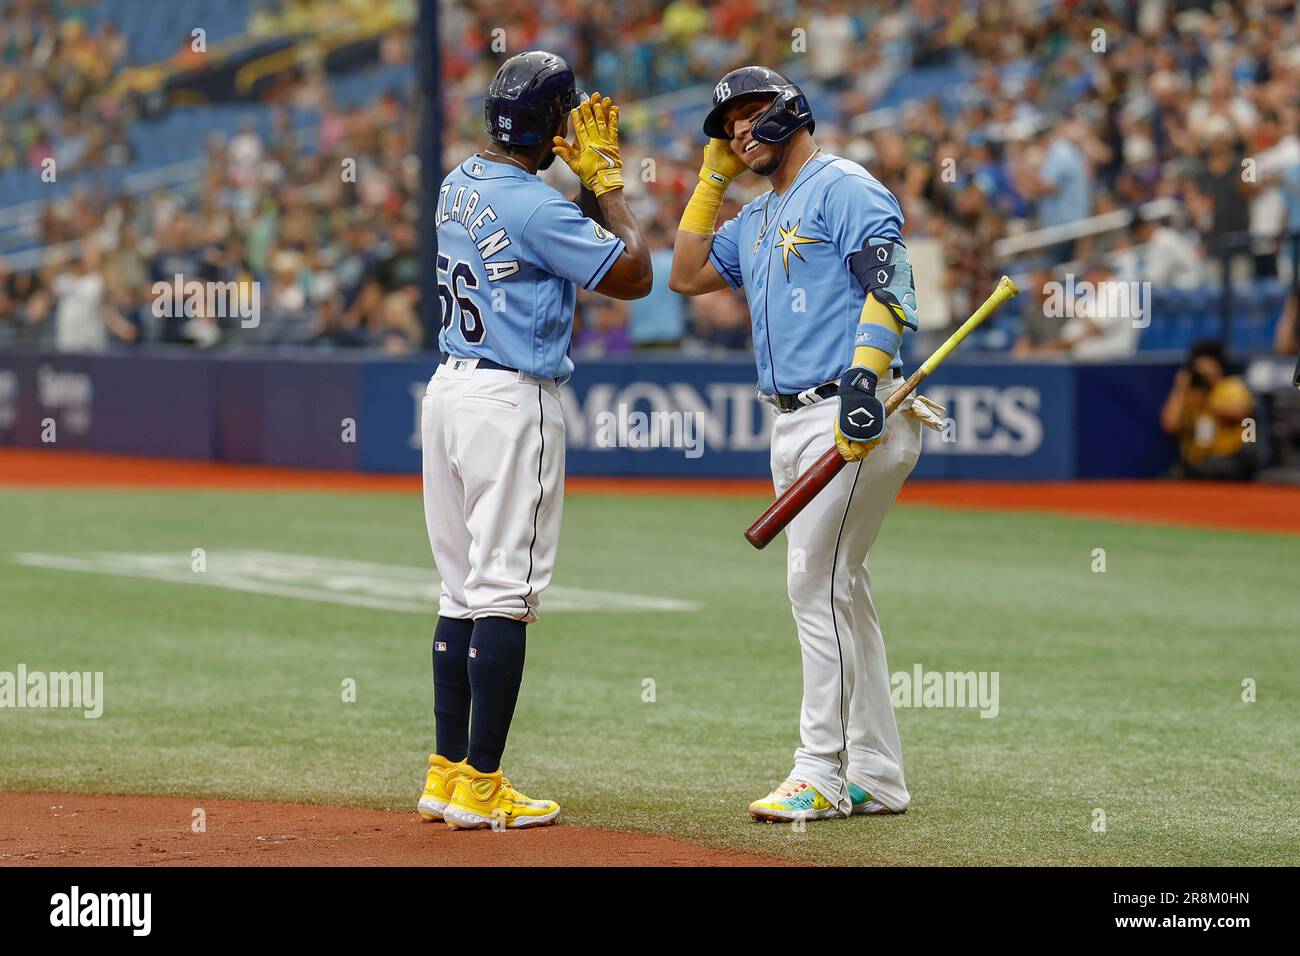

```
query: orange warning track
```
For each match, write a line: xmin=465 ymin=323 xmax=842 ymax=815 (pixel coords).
xmin=0 ymin=448 xmax=770 ymax=496
xmin=2 ymin=448 xmax=1297 ymax=534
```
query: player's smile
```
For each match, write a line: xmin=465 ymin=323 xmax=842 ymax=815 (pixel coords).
xmin=738 ymin=136 xmax=774 ymax=169
xmin=726 ymin=100 xmax=780 ymax=174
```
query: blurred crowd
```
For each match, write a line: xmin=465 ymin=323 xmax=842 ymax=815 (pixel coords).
xmin=0 ymin=0 xmax=135 ymax=177
xmin=0 ymin=89 xmax=424 ymax=352
xmin=444 ymin=0 xmax=1300 ymax=358
xmin=3 ymin=0 xmax=1300 ymax=358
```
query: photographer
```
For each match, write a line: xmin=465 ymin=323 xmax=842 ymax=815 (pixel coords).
xmin=1160 ymin=340 xmax=1257 ymax=480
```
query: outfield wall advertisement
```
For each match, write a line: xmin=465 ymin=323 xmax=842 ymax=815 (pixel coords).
xmin=0 ymin=350 xmax=1179 ymax=480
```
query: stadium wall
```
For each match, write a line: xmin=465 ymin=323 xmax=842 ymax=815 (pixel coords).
xmin=0 ymin=350 xmax=1179 ymax=480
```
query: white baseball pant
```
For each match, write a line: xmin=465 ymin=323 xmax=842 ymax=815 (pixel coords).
xmin=769 ymin=374 xmax=921 ymax=815
xmin=421 ymin=358 xmax=565 ymax=624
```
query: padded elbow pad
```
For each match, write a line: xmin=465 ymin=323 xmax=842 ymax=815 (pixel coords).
xmin=848 ymin=238 xmax=919 ymax=331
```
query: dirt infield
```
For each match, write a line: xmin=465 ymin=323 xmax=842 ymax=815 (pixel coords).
xmin=0 ymin=792 xmax=790 ymax=867
xmin=2 ymin=448 xmax=1297 ymax=534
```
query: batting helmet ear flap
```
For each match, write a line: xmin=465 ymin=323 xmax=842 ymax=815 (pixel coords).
xmin=750 ymin=85 xmax=815 ymax=144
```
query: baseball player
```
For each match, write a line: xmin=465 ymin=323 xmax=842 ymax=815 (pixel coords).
xmin=670 ymin=67 xmax=942 ymax=821
xmin=417 ymin=51 xmax=651 ymax=829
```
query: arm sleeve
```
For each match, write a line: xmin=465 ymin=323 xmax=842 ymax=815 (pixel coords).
xmin=707 ymin=213 xmax=744 ymax=290
xmin=524 ymin=199 xmax=627 ymax=290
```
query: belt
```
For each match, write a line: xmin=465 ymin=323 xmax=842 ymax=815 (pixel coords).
xmin=763 ymin=367 xmax=902 ymax=414
xmin=439 ymin=352 xmax=517 ymax=374
xmin=439 ymin=352 xmax=566 ymax=384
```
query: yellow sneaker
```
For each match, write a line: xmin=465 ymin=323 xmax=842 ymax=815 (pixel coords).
xmin=444 ymin=766 xmax=560 ymax=830
xmin=748 ymin=778 xmax=844 ymax=822
xmin=417 ymin=754 xmax=467 ymax=821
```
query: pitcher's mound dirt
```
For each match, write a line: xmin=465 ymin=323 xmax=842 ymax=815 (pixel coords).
xmin=0 ymin=792 xmax=790 ymax=867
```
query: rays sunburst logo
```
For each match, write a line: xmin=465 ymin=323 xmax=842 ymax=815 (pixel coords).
xmin=773 ymin=220 xmax=822 ymax=277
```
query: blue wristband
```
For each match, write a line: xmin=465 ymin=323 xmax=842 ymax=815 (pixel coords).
xmin=854 ymin=322 xmax=902 ymax=356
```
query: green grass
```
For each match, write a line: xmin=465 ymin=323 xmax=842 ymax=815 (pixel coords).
xmin=1 ymin=487 xmax=1297 ymax=865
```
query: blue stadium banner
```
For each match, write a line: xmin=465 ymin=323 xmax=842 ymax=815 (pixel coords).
xmin=0 ymin=350 xmax=1180 ymax=480
xmin=913 ymin=362 xmax=1077 ymax=480
xmin=0 ymin=350 xmax=217 ymax=458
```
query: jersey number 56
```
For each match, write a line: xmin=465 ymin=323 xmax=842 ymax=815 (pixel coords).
xmin=437 ymin=253 xmax=486 ymax=344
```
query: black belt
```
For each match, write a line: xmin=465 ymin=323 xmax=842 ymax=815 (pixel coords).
xmin=439 ymin=352 xmax=517 ymax=374
xmin=439 ymin=352 xmax=567 ymax=385
xmin=766 ymin=368 xmax=902 ymax=413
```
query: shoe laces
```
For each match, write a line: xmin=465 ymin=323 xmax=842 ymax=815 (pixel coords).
xmin=772 ymin=778 xmax=808 ymax=798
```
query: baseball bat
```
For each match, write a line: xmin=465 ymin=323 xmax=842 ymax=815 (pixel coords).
xmin=744 ymin=275 xmax=1021 ymax=549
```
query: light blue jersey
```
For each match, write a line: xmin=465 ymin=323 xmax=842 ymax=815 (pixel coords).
xmin=436 ymin=155 xmax=626 ymax=379
xmin=709 ymin=153 xmax=911 ymax=394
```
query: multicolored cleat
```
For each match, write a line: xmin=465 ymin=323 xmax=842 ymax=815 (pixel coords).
xmin=849 ymin=782 xmax=903 ymax=815
xmin=444 ymin=766 xmax=561 ymax=830
xmin=418 ymin=753 xmax=467 ymax=821
xmin=748 ymin=778 xmax=843 ymax=822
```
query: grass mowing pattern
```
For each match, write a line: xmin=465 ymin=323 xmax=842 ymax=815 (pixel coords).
xmin=1 ymin=488 xmax=1296 ymax=865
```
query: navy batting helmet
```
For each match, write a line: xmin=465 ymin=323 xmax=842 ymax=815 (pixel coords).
xmin=702 ymin=66 xmax=814 ymax=144
xmin=485 ymin=51 xmax=581 ymax=146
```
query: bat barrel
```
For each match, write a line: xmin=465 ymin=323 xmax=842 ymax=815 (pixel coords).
xmin=744 ymin=446 xmax=845 ymax=548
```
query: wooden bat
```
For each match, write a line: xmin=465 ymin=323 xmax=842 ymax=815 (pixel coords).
xmin=744 ymin=275 xmax=1021 ymax=549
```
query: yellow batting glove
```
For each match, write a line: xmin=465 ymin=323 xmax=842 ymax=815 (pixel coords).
xmin=680 ymin=139 xmax=748 ymax=235
xmin=700 ymin=137 xmax=748 ymax=189
xmin=550 ymin=126 xmax=583 ymax=180
xmin=552 ymin=91 xmax=623 ymax=197
xmin=834 ymin=418 xmax=881 ymax=462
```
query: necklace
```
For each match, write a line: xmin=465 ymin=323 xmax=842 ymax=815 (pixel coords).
xmin=481 ymin=149 xmax=530 ymax=173
xmin=757 ymin=148 xmax=822 ymax=243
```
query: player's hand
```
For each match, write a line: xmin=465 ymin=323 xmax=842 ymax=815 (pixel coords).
xmin=552 ymin=91 xmax=623 ymax=197
xmin=835 ymin=418 xmax=880 ymax=462
xmin=904 ymin=393 xmax=946 ymax=432
xmin=551 ymin=125 xmax=583 ymax=179
xmin=834 ymin=367 xmax=887 ymax=462
xmin=700 ymin=138 xmax=748 ymax=189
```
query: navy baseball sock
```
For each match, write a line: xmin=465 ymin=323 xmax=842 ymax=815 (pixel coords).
xmin=466 ymin=616 xmax=527 ymax=773
xmin=432 ymin=616 xmax=474 ymax=763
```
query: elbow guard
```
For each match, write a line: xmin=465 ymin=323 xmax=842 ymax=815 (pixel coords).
xmin=847 ymin=238 xmax=919 ymax=331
